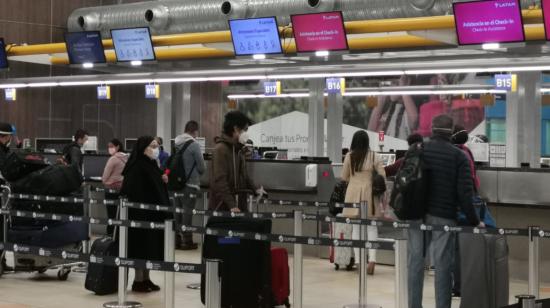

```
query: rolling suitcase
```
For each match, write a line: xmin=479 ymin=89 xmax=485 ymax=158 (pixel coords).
xmin=332 ymin=214 xmax=355 ymax=271
xmin=459 ymin=233 xmax=509 ymax=308
xmin=271 ymin=247 xmax=290 ymax=307
xmin=85 ymin=205 xmax=119 ymax=296
xmin=85 ymin=237 xmax=119 ymax=295
xmin=201 ymin=217 xmax=272 ymax=308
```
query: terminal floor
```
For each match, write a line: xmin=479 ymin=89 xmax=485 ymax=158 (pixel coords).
xmin=0 ymin=248 xmax=548 ymax=308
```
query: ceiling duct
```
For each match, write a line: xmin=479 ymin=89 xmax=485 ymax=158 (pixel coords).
xmin=68 ymin=0 xmax=540 ymax=37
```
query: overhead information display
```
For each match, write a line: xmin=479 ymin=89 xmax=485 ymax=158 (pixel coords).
xmin=229 ymin=17 xmax=283 ymax=56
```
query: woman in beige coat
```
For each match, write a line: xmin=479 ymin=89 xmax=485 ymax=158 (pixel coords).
xmin=342 ymin=130 xmax=386 ymax=275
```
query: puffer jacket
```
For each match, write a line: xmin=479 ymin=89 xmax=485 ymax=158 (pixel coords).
xmin=209 ymin=134 xmax=257 ymax=211
xmin=423 ymin=135 xmax=479 ymax=226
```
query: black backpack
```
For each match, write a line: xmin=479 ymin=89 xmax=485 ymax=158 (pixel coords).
xmin=166 ymin=140 xmax=195 ymax=191
xmin=389 ymin=142 xmax=428 ymax=220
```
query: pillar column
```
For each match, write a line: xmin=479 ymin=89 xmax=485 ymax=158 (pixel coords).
xmin=506 ymin=72 xmax=541 ymax=168
xmin=156 ymin=84 xmax=173 ymax=153
xmin=326 ymin=92 xmax=343 ymax=163
xmin=308 ymin=79 xmax=325 ymax=157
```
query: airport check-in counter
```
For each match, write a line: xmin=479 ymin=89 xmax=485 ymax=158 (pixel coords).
xmin=200 ymin=159 xmax=337 ymax=257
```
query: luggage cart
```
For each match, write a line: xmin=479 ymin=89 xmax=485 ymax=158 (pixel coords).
xmin=0 ymin=186 xmax=87 ymax=280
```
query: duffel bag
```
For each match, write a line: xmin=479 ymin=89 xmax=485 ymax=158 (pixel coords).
xmin=2 ymin=152 xmax=48 ymax=182
xmin=11 ymin=164 xmax=83 ymax=196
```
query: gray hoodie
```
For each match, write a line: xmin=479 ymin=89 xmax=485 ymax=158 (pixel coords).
xmin=174 ymin=133 xmax=205 ymax=189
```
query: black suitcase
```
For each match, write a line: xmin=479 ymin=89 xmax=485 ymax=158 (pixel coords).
xmin=1 ymin=152 xmax=48 ymax=182
xmin=11 ymin=164 xmax=83 ymax=196
xmin=85 ymin=237 xmax=119 ymax=295
xmin=201 ymin=217 xmax=272 ymax=308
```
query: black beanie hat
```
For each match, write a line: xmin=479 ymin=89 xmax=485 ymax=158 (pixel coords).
xmin=0 ymin=122 xmax=13 ymax=135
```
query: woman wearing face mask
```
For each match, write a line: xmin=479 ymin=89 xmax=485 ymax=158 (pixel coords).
xmin=121 ymin=136 xmax=171 ymax=292
xmin=101 ymin=139 xmax=128 ymax=236
xmin=210 ymin=111 xmax=265 ymax=212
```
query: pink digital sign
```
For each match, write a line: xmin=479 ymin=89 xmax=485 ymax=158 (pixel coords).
xmin=291 ymin=11 xmax=348 ymax=53
xmin=542 ymin=0 xmax=550 ymax=40
xmin=453 ymin=0 xmax=525 ymax=45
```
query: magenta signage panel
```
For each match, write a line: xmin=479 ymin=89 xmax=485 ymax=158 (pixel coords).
xmin=453 ymin=0 xmax=525 ymax=45
xmin=291 ymin=11 xmax=349 ymax=53
xmin=542 ymin=0 xmax=550 ymax=40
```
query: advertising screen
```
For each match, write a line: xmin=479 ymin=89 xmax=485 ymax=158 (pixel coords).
xmin=111 ymin=27 xmax=156 ymax=62
xmin=453 ymin=0 xmax=525 ymax=45
xmin=229 ymin=17 xmax=283 ymax=56
xmin=542 ymin=0 xmax=550 ymax=40
xmin=0 ymin=38 xmax=8 ymax=69
xmin=291 ymin=11 xmax=348 ymax=53
xmin=64 ymin=31 xmax=106 ymax=65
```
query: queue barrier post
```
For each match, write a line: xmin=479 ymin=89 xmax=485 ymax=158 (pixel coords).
xmin=1 ymin=186 xmax=9 ymax=270
xmin=187 ymin=191 xmax=209 ymax=291
xmin=164 ymin=219 xmax=176 ymax=308
xmin=528 ymin=226 xmax=541 ymax=299
xmin=344 ymin=201 xmax=379 ymax=308
xmin=394 ymin=238 xmax=408 ymax=308
xmin=205 ymin=259 xmax=222 ymax=308
xmin=516 ymin=295 xmax=536 ymax=308
xmin=293 ymin=210 xmax=303 ymax=308
xmin=104 ymin=199 xmax=142 ymax=308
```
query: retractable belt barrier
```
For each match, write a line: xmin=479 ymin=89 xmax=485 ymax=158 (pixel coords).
xmin=2 ymin=193 xmax=538 ymax=238
xmin=0 ymin=242 xmax=202 ymax=274
xmin=1 ymin=190 xmax=547 ymax=308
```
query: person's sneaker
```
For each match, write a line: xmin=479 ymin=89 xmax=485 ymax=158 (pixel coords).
xmin=178 ymin=242 xmax=199 ymax=250
xmin=144 ymin=280 xmax=161 ymax=292
xmin=132 ymin=281 xmax=152 ymax=293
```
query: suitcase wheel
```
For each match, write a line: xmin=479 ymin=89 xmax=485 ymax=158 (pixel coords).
xmin=57 ymin=267 xmax=70 ymax=281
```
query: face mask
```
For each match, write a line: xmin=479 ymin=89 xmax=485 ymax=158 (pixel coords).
xmin=238 ymin=131 xmax=249 ymax=145
xmin=151 ymin=148 xmax=160 ymax=160
xmin=108 ymin=147 xmax=117 ymax=156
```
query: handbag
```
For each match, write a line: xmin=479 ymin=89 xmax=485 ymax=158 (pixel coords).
xmin=371 ymin=152 xmax=387 ymax=196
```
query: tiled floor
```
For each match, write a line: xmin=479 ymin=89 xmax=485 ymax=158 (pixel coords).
xmin=0 ymin=248 xmax=546 ymax=308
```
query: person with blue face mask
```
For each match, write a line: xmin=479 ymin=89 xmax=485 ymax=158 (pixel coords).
xmin=121 ymin=136 xmax=171 ymax=292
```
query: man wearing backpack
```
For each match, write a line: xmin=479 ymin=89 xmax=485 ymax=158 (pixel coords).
xmin=172 ymin=121 xmax=205 ymax=250
xmin=407 ymin=115 xmax=484 ymax=308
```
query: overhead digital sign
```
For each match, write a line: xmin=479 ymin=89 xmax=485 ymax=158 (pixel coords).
xmin=453 ymin=0 xmax=525 ymax=45
xmin=64 ymin=31 xmax=106 ymax=65
xmin=111 ymin=27 xmax=156 ymax=62
xmin=229 ymin=17 xmax=283 ymax=56
xmin=291 ymin=11 xmax=349 ymax=53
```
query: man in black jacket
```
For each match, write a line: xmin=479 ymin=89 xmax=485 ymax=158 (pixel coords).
xmin=62 ymin=129 xmax=88 ymax=171
xmin=408 ymin=115 xmax=484 ymax=308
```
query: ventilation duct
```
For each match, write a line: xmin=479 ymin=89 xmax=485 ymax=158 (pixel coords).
xmin=68 ymin=0 xmax=540 ymax=37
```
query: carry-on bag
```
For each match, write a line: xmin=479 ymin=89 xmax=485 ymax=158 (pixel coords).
xmin=85 ymin=206 xmax=119 ymax=295
xmin=11 ymin=164 xmax=83 ymax=196
xmin=459 ymin=233 xmax=509 ymax=308
xmin=1 ymin=152 xmax=48 ymax=182
xmin=201 ymin=217 xmax=272 ymax=308
xmin=271 ymin=247 xmax=290 ymax=307
xmin=332 ymin=215 xmax=355 ymax=271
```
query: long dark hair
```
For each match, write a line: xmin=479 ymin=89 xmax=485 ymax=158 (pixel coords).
xmin=350 ymin=130 xmax=370 ymax=175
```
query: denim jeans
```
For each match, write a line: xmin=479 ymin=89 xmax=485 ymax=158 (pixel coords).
xmin=408 ymin=215 xmax=457 ymax=308
xmin=176 ymin=186 xmax=199 ymax=243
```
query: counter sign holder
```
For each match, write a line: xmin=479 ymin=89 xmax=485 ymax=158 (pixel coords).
xmin=264 ymin=81 xmax=281 ymax=96
xmin=97 ymin=85 xmax=111 ymax=100
xmin=326 ymin=77 xmax=345 ymax=95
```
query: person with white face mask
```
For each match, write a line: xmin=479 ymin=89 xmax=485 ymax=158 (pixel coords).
xmin=62 ymin=129 xmax=88 ymax=172
xmin=121 ymin=136 xmax=171 ymax=293
xmin=210 ymin=111 xmax=266 ymax=213
xmin=101 ymin=138 xmax=128 ymax=236
xmin=102 ymin=138 xmax=128 ymax=191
